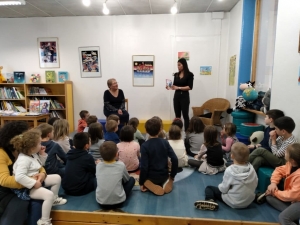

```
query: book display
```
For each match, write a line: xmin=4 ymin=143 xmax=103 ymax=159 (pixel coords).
xmin=14 ymin=72 xmax=25 ymax=83
xmin=0 ymin=81 xmax=74 ymax=131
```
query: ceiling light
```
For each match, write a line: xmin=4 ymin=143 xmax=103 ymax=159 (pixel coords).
xmin=82 ymin=0 xmax=90 ymax=7
xmin=0 ymin=0 xmax=26 ymax=6
xmin=170 ymin=2 xmax=178 ymax=14
xmin=103 ymin=2 xmax=109 ymax=15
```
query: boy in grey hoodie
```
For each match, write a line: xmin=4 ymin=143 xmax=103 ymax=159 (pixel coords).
xmin=194 ymin=142 xmax=258 ymax=210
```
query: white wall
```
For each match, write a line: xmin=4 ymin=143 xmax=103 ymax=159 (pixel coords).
xmin=271 ymin=0 xmax=300 ymax=137
xmin=226 ymin=0 xmax=243 ymax=109
xmin=0 ymin=13 xmax=231 ymax=126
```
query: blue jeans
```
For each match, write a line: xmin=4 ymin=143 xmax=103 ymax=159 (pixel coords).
xmin=27 ymin=200 xmax=43 ymax=225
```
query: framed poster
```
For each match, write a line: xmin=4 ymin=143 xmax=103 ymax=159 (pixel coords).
xmin=38 ymin=37 xmax=60 ymax=68
xmin=78 ymin=46 xmax=101 ymax=78
xmin=132 ymin=55 xmax=154 ymax=87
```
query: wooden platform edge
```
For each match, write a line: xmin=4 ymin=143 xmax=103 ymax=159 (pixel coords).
xmin=242 ymin=108 xmax=266 ymax=116
xmin=51 ymin=210 xmax=279 ymax=225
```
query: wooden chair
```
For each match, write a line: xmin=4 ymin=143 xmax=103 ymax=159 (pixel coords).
xmin=192 ymin=98 xmax=230 ymax=126
xmin=125 ymin=98 xmax=128 ymax=111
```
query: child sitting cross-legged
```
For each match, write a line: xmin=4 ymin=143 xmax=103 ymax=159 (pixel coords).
xmin=104 ymin=120 xmax=120 ymax=144
xmin=62 ymin=132 xmax=97 ymax=196
xmin=188 ymin=125 xmax=226 ymax=175
xmin=185 ymin=116 xmax=205 ymax=157
xmin=88 ymin=122 xmax=105 ymax=161
xmin=96 ymin=141 xmax=135 ymax=209
xmin=265 ymin=143 xmax=300 ymax=225
xmin=11 ymin=130 xmax=67 ymax=225
xmin=36 ymin=123 xmax=67 ymax=178
xmin=221 ymin=122 xmax=239 ymax=161
xmin=139 ymin=118 xmax=178 ymax=196
xmin=128 ymin=117 xmax=145 ymax=146
xmin=53 ymin=119 xmax=72 ymax=153
xmin=117 ymin=125 xmax=140 ymax=172
xmin=194 ymin=142 xmax=257 ymax=211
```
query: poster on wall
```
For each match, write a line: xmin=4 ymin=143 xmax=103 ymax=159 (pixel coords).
xmin=229 ymin=55 xmax=236 ymax=86
xmin=78 ymin=46 xmax=101 ymax=78
xmin=178 ymin=52 xmax=190 ymax=60
xmin=38 ymin=37 xmax=60 ymax=68
xmin=132 ymin=55 xmax=154 ymax=87
xmin=298 ymin=67 xmax=300 ymax=85
xmin=200 ymin=66 xmax=212 ymax=75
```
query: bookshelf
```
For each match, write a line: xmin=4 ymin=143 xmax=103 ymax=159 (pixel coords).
xmin=0 ymin=81 xmax=74 ymax=132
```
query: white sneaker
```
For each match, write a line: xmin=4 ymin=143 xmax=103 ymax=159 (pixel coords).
xmin=37 ymin=218 xmax=52 ymax=225
xmin=53 ymin=197 xmax=67 ymax=206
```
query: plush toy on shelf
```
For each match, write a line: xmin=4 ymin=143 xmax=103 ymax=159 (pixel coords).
xmin=0 ymin=66 xmax=6 ymax=83
xmin=260 ymin=88 xmax=271 ymax=113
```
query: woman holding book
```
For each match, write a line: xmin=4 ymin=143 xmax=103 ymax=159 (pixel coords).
xmin=167 ymin=58 xmax=194 ymax=131
xmin=103 ymin=78 xmax=129 ymax=124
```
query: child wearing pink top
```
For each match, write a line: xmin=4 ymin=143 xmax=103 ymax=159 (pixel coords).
xmin=117 ymin=125 xmax=140 ymax=172
xmin=220 ymin=123 xmax=238 ymax=161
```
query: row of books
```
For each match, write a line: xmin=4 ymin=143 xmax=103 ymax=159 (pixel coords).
xmin=29 ymin=97 xmax=65 ymax=110
xmin=0 ymin=87 xmax=25 ymax=99
xmin=50 ymin=110 xmax=65 ymax=118
xmin=0 ymin=101 xmax=26 ymax=112
xmin=28 ymin=87 xmax=53 ymax=95
xmin=6 ymin=71 xmax=69 ymax=83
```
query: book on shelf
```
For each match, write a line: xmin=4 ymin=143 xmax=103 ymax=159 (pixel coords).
xmin=39 ymin=100 xmax=50 ymax=114
xmin=28 ymin=87 xmax=53 ymax=95
xmin=29 ymin=100 xmax=40 ymax=114
xmin=13 ymin=72 xmax=25 ymax=84
xmin=51 ymin=110 xmax=64 ymax=118
xmin=58 ymin=71 xmax=68 ymax=82
xmin=6 ymin=73 xmax=14 ymax=83
xmin=0 ymin=87 xmax=24 ymax=99
xmin=30 ymin=74 xmax=40 ymax=83
xmin=45 ymin=71 xmax=56 ymax=83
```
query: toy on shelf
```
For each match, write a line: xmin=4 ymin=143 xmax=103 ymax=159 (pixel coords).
xmin=0 ymin=66 xmax=7 ymax=83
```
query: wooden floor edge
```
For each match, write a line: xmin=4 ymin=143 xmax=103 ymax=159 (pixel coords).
xmin=51 ymin=210 xmax=279 ymax=225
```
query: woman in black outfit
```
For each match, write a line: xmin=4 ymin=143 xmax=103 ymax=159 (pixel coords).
xmin=171 ymin=58 xmax=194 ymax=131
xmin=103 ymin=78 xmax=129 ymax=124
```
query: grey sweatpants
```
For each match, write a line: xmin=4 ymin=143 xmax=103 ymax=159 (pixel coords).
xmin=266 ymin=196 xmax=300 ymax=225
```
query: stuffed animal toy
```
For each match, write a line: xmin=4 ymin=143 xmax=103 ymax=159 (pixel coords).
xmin=239 ymin=81 xmax=255 ymax=91
xmin=249 ymin=131 xmax=264 ymax=145
xmin=260 ymin=88 xmax=271 ymax=113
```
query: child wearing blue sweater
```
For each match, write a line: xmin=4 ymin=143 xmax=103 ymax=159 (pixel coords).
xmin=104 ymin=120 xmax=120 ymax=144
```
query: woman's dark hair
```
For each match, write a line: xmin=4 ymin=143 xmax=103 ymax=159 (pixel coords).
xmin=178 ymin=58 xmax=190 ymax=75
xmin=203 ymin=126 xmax=219 ymax=147
xmin=0 ymin=121 xmax=29 ymax=161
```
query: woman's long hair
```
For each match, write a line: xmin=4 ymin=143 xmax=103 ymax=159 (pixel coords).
xmin=178 ymin=58 xmax=190 ymax=75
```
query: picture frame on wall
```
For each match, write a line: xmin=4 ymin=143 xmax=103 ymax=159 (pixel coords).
xmin=38 ymin=37 xmax=60 ymax=68
xmin=132 ymin=55 xmax=154 ymax=87
xmin=78 ymin=46 xmax=101 ymax=78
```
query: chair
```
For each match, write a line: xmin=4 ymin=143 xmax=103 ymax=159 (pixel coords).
xmin=192 ymin=98 xmax=230 ymax=126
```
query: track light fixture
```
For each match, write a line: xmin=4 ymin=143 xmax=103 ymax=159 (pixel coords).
xmin=170 ymin=1 xmax=178 ymax=14
xmin=0 ymin=0 xmax=26 ymax=6
xmin=82 ymin=0 xmax=90 ymax=7
xmin=103 ymin=1 xmax=109 ymax=15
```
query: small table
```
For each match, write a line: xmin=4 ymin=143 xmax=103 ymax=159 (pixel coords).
xmin=0 ymin=114 xmax=50 ymax=128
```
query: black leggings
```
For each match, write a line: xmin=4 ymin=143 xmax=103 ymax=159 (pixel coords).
xmin=173 ymin=91 xmax=190 ymax=131
xmin=205 ymin=186 xmax=224 ymax=203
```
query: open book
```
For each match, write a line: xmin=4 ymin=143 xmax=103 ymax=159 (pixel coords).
xmin=166 ymin=79 xmax=172 ymax=88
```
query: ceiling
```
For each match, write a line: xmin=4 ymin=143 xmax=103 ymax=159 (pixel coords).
xmin=0 ymin=0 xmax=239 ymax=18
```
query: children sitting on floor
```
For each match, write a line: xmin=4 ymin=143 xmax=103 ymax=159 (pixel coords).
xmin=62 ymin=132 xmax=97 ymax=196
xmin=265 ymin=143 xmax=300 ymax=225
xmin=167 ymin=125 xmax=188 ymax=168
xmin=188 ymin=125 xmax=226 ymax=175
xmin=117 ymin=125 xmax=140 ymax=172
xmin=185 ymin=116 xmax=205 ymax=157
xmin=36 ymin=123 xmax=67 ymax=178
xmin=88 ymin=123 xmax=105 ymax=161
xmin=249 ymin=116 xmax=297 ymax=171
xmin=104 ymin=120 xmax=120 ymax=144
xmin=145 ymin=116 xmax=167 ymax=140
xmin=77 ymin=110 xmax=90 ymax=133
xmin=107 ymin=114 xmax=121 ymax=135
xmin=11 ymin=130 xmax=67 ymax=225
xmin=194 ymin=142 xmax=257 ymax=211
xmin=128 ymin=117 xmax=145 ymax=145
xmin=171 ymin=118 xmax=186 ymax=140
xmin=220 ymin=122 xmax=238 ymax=161
xmin=96 ymin=141 xmax=135 ymax=209
xmin=53 ymin=119 xmax=72 ymax=153
xmin=139 ymin=118 xmax=178 ymax=196
xmin=248 ymin=109 xmax=284 ymax=152
xmin=83 ymin=115 xmax=98 ymax=132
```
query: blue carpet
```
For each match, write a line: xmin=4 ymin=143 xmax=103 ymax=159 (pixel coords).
xmin=54 ymin=167 xmax=279 ymax=223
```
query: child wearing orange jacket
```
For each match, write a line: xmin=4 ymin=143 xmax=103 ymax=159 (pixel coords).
xmin=266 ymin=143 xmax=300 ymax=225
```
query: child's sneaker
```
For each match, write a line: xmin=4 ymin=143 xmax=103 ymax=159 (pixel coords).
xmin=144 ymin=180 xmax=164 ymax=196
xmin=163 ymin=178 xmax=173 ymax=194
xmin=194 ymin=200 xmax=219 ymax=211
xmin=37 ymin=218 xmax=52 ymax=225
xmin=53 ymin=196 xmax=67 ymax=206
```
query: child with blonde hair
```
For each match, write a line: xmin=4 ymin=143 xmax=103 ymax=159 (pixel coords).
xmin=185 ymin=116 xmax=205 ymax=157
xmin=188 ymin=126 xmax=225 ymax=175
xmin=168 ymin=125 xmax=188 ymax=168
xmin=53 ymin=119 xmax=71 ymax=153
xmin=221 ymin=123 xmax=238 ymax=160
xmin=11 ymin=130 xmax=67 ymax=225
xmin=117 ymin=125 xmax=140 ymax=172
xmin=88 ymin=122 xmax=105 ymax=161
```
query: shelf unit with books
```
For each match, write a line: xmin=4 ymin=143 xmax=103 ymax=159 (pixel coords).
xmin=0 ymin=83 xmax=26 ymax=112
xmin=25 ymin=81 xmax=74 ymax=131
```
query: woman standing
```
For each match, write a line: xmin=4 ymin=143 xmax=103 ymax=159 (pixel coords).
xmin=103 ymin=78 xmax=129 ymax=124
xmin=171 ymin=58 xmax=194 ymax=131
